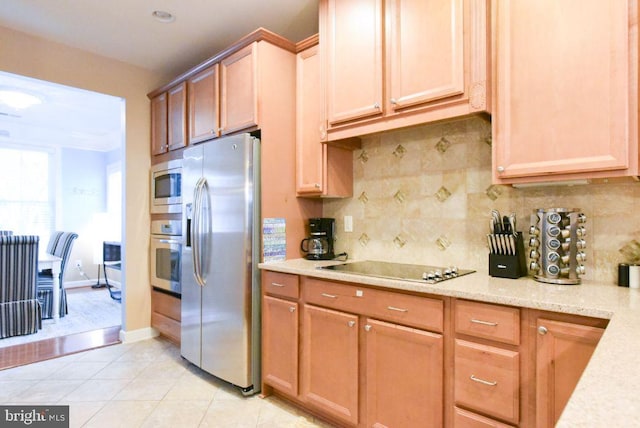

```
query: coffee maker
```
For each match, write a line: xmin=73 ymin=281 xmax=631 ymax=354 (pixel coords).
xmin=300 ymin=218 xmax=335 ymax=260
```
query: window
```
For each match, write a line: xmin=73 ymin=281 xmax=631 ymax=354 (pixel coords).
xmin=0 ymin=145 xmax=55 ymax=240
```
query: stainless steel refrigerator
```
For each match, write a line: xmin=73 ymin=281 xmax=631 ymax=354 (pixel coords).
xmin=181 ymin=133 xmax=261 ymax=395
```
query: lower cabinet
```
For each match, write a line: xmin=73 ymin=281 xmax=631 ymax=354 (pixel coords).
xmin=535 ymin=318 xmax=605 ymax=428
xmin=301 ymin=304 xmax=359 ymax=425
xmin=260 ymin=273 xmax=608 ymax=428
xmin=262 ymin=295 xmax=299 ymax=397
xmin=150 ymin=289 xmax=181 ymax=344
xmin=365 ymin=318 xmax=443 ymax=427
xmin=454 ymin=340 xmax=520 ymax=424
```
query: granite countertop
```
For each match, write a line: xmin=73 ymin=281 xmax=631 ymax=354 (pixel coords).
xmin=259 ymin=258 xmax=640 ymax=427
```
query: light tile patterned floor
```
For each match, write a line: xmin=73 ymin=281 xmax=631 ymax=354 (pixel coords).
xmin=0 ymin=337 xmax=334 ymax=427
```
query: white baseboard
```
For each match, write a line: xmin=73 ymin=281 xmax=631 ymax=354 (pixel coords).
xmin=119 ymin=327 xmax=160 ymax=344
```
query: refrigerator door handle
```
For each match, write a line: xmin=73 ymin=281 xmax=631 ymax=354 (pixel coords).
xmin=192 ymin=177 xmax=207 ymax=287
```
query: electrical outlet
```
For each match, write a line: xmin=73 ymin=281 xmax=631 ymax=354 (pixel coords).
xmin=75 ymin=259 xmax=82 ymax=268
xmin=344 ymin=215 xmax=353 ymax=232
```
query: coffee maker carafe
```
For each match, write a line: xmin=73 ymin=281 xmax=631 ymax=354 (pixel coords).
xmin=301 ymin=218 xmax=335 ymax=260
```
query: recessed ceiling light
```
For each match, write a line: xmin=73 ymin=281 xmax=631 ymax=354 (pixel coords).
xmin=0 ymin=90 xmax=42 ymax=109
xmin=152 ymin=10 xmax=175 ymax=23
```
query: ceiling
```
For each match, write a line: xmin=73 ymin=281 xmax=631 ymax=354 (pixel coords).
xmin=0 ymin=0 xmax=319 ymax=152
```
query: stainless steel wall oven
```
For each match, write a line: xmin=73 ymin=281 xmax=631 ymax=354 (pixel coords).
xmin=150 ymin=219 xmax=182 ymax=294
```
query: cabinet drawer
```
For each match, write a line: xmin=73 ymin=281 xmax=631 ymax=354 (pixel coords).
xmin=151 ymin=290 xmax=181 ymax=321
xmin=151 ymin=312 xmax=181 ymax=344
xmin=454 ymin=407 xmax=516 ymax=428
xmin=455 ymin=300 xmax=520 ymax=345
xmin=454 ymin=339 xmax=520 ymax=424
xmin=303 ymin=277 xmax=443 ymax=332
xmin=263 ymin=271 xmax=299 ymax=299
xmin=368 ymin=288 xmax=443 ymax=332
xmin=303 ymin=277 xmax=364 ymax=314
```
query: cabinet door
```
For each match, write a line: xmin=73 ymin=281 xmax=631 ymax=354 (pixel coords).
xmin=167 ymin=82 xmax=187 ymax=151
xmin=536 ymin=318 xmax=604 ymax=428
xmin=365 ymin=318 xmax=443 ymax=427
xmin=387 ymin=0 xmax=464 ymax=110
xmin=262 ymin=295 xmax=299 ymax=397
xmin=296 ymin=44 xmax=325 ymax=195
xmin=493 ymin=1 xmax=631 ymax=181
xmin=325 ymin=0 xmax=383 ymax=125
xmin=150 ymin=93 xmax=168 ymax=155
xmin=220 ymin=43 xmax=258 ymax=135
xmin=188 ymin=65 xmax=219 ymax=144
xmin=301 ymin=304 xmax=358 ymax=426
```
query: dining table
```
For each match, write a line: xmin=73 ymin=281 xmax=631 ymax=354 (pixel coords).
xmin=39 ymin=252 xmax=63 ymax=322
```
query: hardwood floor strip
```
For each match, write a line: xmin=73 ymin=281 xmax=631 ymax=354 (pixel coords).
xmin=0 ymin=325 xmax=121 ymax=370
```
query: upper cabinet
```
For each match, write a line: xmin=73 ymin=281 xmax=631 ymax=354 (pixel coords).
xmin=167 ymin=82 xmax=187 ymax=151
xmin=325 ymin=0 xmax=383 ymax=125
xmin=296 ymin=38 xmax=354 ymax=198
xmin=188 ymin=65 xmax=220 ymax=145
xmin=151 ymin=82 xmax=187 ymax=156
xmin=492 ymin=1 xmax=638 ymax=184
xmin=220 ymin=44 xmax=259 ymax=136
xmin=149 ymin=36 xmax=278 ymax=158
xmin=322 ymin=0 xmax=490 ymax=142
xmin=150 ymin=92 xmax=168 ymax=156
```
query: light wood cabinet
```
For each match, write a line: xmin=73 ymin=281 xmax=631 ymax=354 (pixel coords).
xmin=262 ymin=295 xmax=299 ymax=397
xmin=455 ymin=339 xmax=520 ymax=424
xmin=322 ymin=0 xmax=490 ymax=142
xmin=296 ymin=40 xmax=354 ymax=198
xmin=301 ymin=304 xmax=359 ymax=426
xmin=364 ymin=318 xmax=443 ymax=427
xmin=150 ymin=93 xmax=168 ymax=156
xmin=151 ymin=289 xmax=181 ymax=344
xmin=535 ymin=318 xmax=604 ymax=428
xmin=453 ymin=299 xmax=523 ymax=427
xmin=167 ymin=82 xmax=187 ymax=151
xmin=220 ymin=43 xmax=258 ymax=135
xmin=188 ymin=65 xmax=219 ymax=144
xmin=325 ymin=0 xmax=383 ymax=125
xmin=260 ymin=272 xmax=609 ymax=428
xmin=492 ymin=0 xmax=638 ymax=184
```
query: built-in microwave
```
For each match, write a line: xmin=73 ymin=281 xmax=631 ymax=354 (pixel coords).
xmin=150 ymin=220 xmax=182 ymax=295
xmin=151 ymin=159 xmax=182 ymax=213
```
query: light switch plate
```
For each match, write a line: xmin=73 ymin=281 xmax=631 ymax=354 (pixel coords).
xmin=344 ymin=215 xmax=353 ymax=232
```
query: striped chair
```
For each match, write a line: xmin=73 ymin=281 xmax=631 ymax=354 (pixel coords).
xmin=0 ymin=235 xmax=42 ymax=339
xmin=37 ymin=231 xmax=78 ymax=319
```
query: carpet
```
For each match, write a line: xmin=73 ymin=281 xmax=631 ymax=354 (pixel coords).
xmin=0 ymin=286 xmax=121 ymax=348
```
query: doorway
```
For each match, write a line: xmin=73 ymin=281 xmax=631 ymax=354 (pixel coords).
xmin=0 ymin=70 xmax=125 ymax=356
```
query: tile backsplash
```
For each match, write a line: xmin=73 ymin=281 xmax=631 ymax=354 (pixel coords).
xmin=322 ymin=115 xmax=640 ymax=285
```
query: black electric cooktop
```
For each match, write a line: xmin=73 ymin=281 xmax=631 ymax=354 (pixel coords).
xmin=319 ymin=260 xmax=474 ymax=284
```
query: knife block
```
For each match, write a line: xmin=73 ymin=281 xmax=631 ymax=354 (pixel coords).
xmin=489 ymin=233 xmax=527 ymax=279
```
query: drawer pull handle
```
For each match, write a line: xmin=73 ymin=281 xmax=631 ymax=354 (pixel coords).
xmin=289 ymin=307 xmax=296 ymax=313
xmin=348 ymin=321 xmax=356 ymax=327
xmin=387 ymin=306 xmax=408 ymax=313
xmin=471 ymin=319 xmax=498 ymax=327
xmin=364 ymin=325 xmax=372 ymax=332
xmin=470 ymin=375 xmax=498 ymax=386
xmin=271 ymin=282 xmax=285 ymax=287
xmin=321 ymin=293 xmax=337 ymax=299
